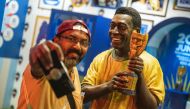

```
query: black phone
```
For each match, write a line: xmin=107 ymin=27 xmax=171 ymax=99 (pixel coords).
xmin=41 ymin=50 xmax=75 ymax=98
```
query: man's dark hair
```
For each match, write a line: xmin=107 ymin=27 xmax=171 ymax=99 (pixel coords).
xmin=115 ymin=7 xmax=141 ymax=32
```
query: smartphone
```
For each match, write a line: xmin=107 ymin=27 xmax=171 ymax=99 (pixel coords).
xmin=41 ymin=50 xmax=75 ymax=98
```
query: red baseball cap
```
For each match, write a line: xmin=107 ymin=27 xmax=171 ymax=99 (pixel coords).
xmin=56 ymin=19 xmax=91 ymax=41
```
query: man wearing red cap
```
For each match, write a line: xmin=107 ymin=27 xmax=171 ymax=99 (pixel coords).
xmin=17 ymin=19 xmax=91 ymax=109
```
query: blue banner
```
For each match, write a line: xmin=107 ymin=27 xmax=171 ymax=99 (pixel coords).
xmin=0 ymin=0 xmax=6 ymax=30
xmin=0 ymin=0 xmax=28 ymax=58
xmin=147 ymin=17 xmax=190 ymax=109
xmin=147 ymin=17 xmax=190 ymax=93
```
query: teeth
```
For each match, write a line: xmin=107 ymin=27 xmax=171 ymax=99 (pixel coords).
xmin=112 ymin=38 xmax=120 ymax=41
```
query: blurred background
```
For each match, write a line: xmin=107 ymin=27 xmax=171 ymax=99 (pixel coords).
xmin=0 ymin=0 xmax=190 ymax=109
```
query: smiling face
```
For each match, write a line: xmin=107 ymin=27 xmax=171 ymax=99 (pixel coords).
xmin=109 ymin=14 xmax=134 ymax=51
xmin=54 ymin=29 xmax=89 ymax=69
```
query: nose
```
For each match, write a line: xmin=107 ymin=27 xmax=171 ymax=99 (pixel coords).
xmin=110 ymin=26 xmax=119 ymax=34
xmin=72 ymin=41 xmax=82 ymax=51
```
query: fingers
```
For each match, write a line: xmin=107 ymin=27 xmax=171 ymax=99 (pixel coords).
xmin=115 ymin=71 xmax=128 ymax=76
xmin=129 ymin=57 xmax=143 ymax=66
xmin=46 ymin=41 xmax=64 ymax=61
xmin=128 ymin=57 xmax=144 ymax=73
xmin=113 ymin=75 xmax=128 ymax=84
xmin=128 ymin=64 xmax=143 ymax=72
xmin=128 ymin=66 xmax=143 ymax=72
xmin=39 ymin=43 xmax=53 ymax=69
xmin=110 ymin=74 xmax=129 ymax=91
xmin=29 ymin=40 xmax=64 ymax=78
xmin=30 ymin=43 xmax=53 ymax=70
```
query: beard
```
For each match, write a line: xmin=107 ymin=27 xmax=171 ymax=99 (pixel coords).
xmin=63 ymin=48 xmax=83 ymax=69
xmin=64 ymin=57 xmax=78 ymax=69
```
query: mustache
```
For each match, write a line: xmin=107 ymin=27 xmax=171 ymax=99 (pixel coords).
xmin=65 ymin=48 xmax=82 ymax=56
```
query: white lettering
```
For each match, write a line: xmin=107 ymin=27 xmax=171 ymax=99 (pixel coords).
xmin=185 ymin=34 xmax=190 ymax=45
xmin=177 ymin=33 xmax=185 ymax=44
xmin=176 ymin=44 xmax=190 ymax=53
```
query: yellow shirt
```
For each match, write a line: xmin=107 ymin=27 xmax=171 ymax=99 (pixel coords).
xmin=82 ymin=49 xmax=165 ymax=109
xmin=17 ymin=65 xmax=82 ymax=109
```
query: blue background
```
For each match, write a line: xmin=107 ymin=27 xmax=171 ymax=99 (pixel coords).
xmin=0 ymin=0 xmax=28 ymax=58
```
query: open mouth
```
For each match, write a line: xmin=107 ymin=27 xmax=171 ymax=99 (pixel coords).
xmin=112 ymin=37 xmax=121 ymax=44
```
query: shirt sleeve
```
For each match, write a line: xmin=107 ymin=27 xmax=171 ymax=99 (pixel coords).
xmin=144 ymin=57 xmax=165 ymax=104
xmin=82 ymin=56 xmax=100 ymax=86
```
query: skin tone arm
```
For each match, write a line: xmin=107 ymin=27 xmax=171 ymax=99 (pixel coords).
xmin=82 ymin=72 xmax=129 ymax=103
xmin=82 ymin=82 xmax=111 ymax=103
xmin=82 ymin=57 xmax=158 ymax=109
xmin=128 ymin=57 xmax=158 ymax=109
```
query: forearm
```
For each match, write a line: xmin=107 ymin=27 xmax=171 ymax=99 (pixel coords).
xmin=82 ymin=82 xmax=111 ymax=103
xmin=136 ymin=73 xmax=158 ymax=109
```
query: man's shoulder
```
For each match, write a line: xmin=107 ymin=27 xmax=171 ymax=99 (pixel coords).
xmin=94 ymin=49 xmax=112 ymax=59
xmin=140 ymin=51 xmax=159 ymax=64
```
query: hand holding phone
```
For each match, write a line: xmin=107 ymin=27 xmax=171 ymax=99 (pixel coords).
xmin=41 ymin=50 xmax=75 ymax=98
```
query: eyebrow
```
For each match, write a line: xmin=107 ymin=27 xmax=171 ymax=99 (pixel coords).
xmin=65 ymin=34 xmax=89 ymax=41
xmin=111 ymin=22 xmax=128 ymax=25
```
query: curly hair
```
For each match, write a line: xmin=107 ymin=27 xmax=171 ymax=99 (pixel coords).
xmin=115 ymin=7 xmax=141 ymax=32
